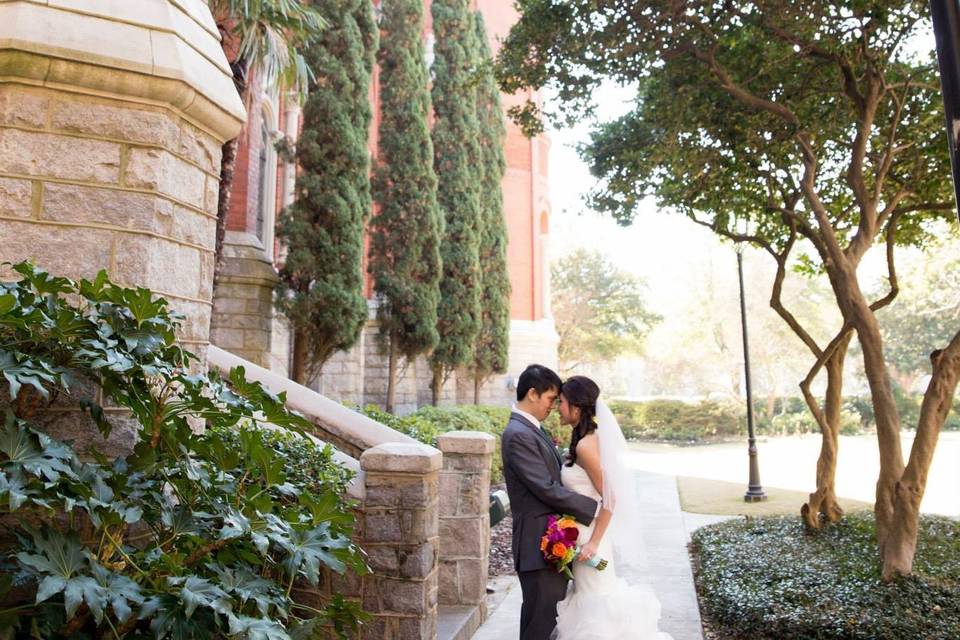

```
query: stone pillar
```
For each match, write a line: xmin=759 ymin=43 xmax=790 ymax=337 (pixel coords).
xmin=0 ymin=1 xmax=245 ymax=357
xmin=437 ymin=431 xmax=495 ymax=612
xmin=360 ymin=443 xmax=441 ymax=640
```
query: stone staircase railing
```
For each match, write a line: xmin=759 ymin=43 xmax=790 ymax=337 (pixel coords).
xmin=207 ymin=346 xmax=493 ymax=640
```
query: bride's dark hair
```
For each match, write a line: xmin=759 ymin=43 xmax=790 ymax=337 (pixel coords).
xmin=561 ymin=376 xmax=600 ymax=467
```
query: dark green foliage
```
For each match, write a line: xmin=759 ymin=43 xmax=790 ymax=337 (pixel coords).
xmin=471 ymin=13 xmax=511 ymax=387
xmin=356 ymin=404 xmax=568 ymax=484
xmin=369 ymin=0 xmax=442 ymax=361
xmin=275 ymin=0 xmax=378 ymax=377
xmin=430 ymin=0 xmax=484 ymax=395
xmin=0 ymin=262 xmax=366 ymax=639
xmin=692 ymin=513 xmax=960 ymax=639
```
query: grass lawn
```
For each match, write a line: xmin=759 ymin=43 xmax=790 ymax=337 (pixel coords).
xmin=677 ymin=475 xmax=873 ymax=516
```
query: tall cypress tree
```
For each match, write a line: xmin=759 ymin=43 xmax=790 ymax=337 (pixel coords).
xmin=430 ymin=0 xmax=483 ymax=404
xmin=275 ymin=0 xmax=377 ymax=384
xmin=471 ymin=12 xmax=511 ymax=403
xmin=369 ymin=0 xmax=442 ymax=412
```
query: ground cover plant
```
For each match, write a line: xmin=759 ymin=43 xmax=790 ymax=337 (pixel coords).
xmin=692 ymin=513 xmax=960 ymax=639
xmin=0 ymin=262 xmax=366 ymax=639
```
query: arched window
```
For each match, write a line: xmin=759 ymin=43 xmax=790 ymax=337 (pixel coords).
xmin=256 ymin=92 xmax=281 ymax=260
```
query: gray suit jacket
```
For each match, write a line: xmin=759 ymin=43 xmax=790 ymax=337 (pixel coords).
xmin=501 ymin=412 xmax=598 ymax=572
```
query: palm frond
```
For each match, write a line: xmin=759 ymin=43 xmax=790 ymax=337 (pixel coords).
xmin=212 ymin=0 xmax=326 ymax=96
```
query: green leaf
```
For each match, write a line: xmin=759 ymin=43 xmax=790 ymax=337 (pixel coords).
xmin=0 ymin=419 xmax=76 ymax=483
xmin=0 ymin=469 xmax=32 ymax=510
xmin=0 ymin=351 xmax=56 ymax=400
xmin=0 ymin=294 xmax=16 ymax=316
xmin=228 ymin=615 xmax=290 ymax=640
xmin=16 ymin=528 xmax=88 ymax=579
xmin=274 ymin=522 xmax=351 ymax=583
xmin=170 ymin=576 xmax=232 ymax=618
xmin=88 ymin=563 xmax=144 ymax=623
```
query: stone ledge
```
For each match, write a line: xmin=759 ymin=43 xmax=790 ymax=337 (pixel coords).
xmin=361 ymin=442 xmax=442 ymax=474
xmin=0 ymin=1 xmax=244 ymax=141
xmin=437 ymin=431 xmax=496 ymax=455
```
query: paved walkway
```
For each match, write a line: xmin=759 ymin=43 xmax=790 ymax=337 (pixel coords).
xmin=472 ymin=472 xmax=735 ymax=640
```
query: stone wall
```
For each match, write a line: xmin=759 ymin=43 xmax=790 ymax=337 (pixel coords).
xmin=0 ymin=0 xmax=243 ymax=356
xmin=0 ymin=1 xmax=243 ymax=455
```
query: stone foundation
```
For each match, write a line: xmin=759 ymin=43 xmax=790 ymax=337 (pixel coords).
xmin=210 ymin=231 xmax=278 ymax=367
xmin=249 ymin=315 xmax=560 ymax=412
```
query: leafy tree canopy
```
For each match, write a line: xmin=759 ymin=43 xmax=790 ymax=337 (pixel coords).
xmin=552 ymin=249 xmax=661 ymax=371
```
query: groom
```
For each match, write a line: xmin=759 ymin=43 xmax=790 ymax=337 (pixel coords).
xmin=501 ymin=364 xmax=599 ymax=640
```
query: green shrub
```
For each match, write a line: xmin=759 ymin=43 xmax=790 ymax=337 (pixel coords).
xmin=0 ymin=263 xmax=367 ymax=639
xmin=770 ymin=410 xmax=818 ymax=435
xmin=692 ymin=513 xmax=960 ymax=639
xmin=609 ymin=399 xmax=744 ymax=442
xmin=357 ymin=404 xmax=571 ymax=484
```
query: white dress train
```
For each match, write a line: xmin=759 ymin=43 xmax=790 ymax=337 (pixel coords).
xmin=555 ymin=463 xmax=672 ymax=640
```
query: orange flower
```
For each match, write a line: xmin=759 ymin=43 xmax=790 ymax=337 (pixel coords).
xmin=557 ymin=517 xmax=576 ymax=529
xmin=551 ymin=542 xmax=567 ymax=558
xmin=540 ymin=536 xmax=548 ymax=551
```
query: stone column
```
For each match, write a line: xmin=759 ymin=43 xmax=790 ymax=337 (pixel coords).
xmin=0 ymin=1 xmax=245 ymax=357
xmin=437 ymin=431 xmax=495 ymax=612
xmin=360 ymin=442 xmax=441 ymax=640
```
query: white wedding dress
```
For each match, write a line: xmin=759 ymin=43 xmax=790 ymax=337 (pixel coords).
xmin=555 ymin=463 xmax=672 ymax=640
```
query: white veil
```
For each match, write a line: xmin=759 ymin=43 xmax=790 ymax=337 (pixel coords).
xmin=596 ymin=399 xmax=647 ymax=573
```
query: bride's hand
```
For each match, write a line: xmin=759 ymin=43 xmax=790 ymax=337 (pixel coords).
xmin=578 ymin=540 xmax=600 ymax=562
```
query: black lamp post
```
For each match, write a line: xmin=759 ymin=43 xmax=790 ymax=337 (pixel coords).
xmin=736 ymin=242 xmax=767 ymax=502
xmin=931 ymin=0 xmax=960 ymax=218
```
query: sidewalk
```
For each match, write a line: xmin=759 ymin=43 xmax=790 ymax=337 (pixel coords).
xmin=472 ymin=471 xmax=732 ymax=640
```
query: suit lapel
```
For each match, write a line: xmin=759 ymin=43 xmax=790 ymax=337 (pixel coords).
xmin=511 ymin=412 xmax=563 ymax=468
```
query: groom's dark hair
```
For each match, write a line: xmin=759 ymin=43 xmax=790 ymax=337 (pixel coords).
xmin=516 ymin=364 xmax=562 ymax=402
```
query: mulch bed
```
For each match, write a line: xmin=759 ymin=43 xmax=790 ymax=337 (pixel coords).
xmin=488 ymin=514 xmax=515 ymax=577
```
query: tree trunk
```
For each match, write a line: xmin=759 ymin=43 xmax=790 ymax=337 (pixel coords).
xmin=474 ymin=372 xmax=482 ymax=405
xmin=386 ymin=339 xmax=398 ymax=414
xmin=801 ymin=335 xmax=850 ymax=528
xmin=853 ymin=306 xmax=904 ymax=557
xmin=431 ymin=367 xmax=442 ymax=406
xmin=291 ymin=328 xmax=309 ymax=385
xmin=880 ymin=338 xmax=960 ymax=580
xmin=213 ymin=60 xmax=250 ymax=287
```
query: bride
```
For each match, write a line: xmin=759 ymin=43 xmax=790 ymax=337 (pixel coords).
xmin=554 ymin=376 xmax=672 ymax=640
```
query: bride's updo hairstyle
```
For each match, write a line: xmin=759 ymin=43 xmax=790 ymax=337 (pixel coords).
xmin=561 ymin=375 xmax=600 ymax=467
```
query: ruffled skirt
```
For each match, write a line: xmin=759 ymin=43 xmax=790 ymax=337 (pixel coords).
xmin=555 ymin=524 xmax=672 ymax=640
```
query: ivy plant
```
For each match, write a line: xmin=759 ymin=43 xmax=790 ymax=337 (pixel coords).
xmin=0 ymin=262 xmax=368 ymax=639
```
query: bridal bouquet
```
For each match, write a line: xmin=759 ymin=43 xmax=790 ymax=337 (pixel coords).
xmin=541 ymin=514 xmax=608 ymax=579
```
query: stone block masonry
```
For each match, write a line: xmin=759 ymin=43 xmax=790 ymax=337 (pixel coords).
xmin=0 ymin=0 xmax=244 ymax=455
xmin=360 ymin=442 xmax=442 ymax=639
xmin=437 ymin=432 xmax=495 ymax=614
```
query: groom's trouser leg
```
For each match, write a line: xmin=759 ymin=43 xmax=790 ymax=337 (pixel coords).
xmin=518 ymin=568 xmax=568 ymax=640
